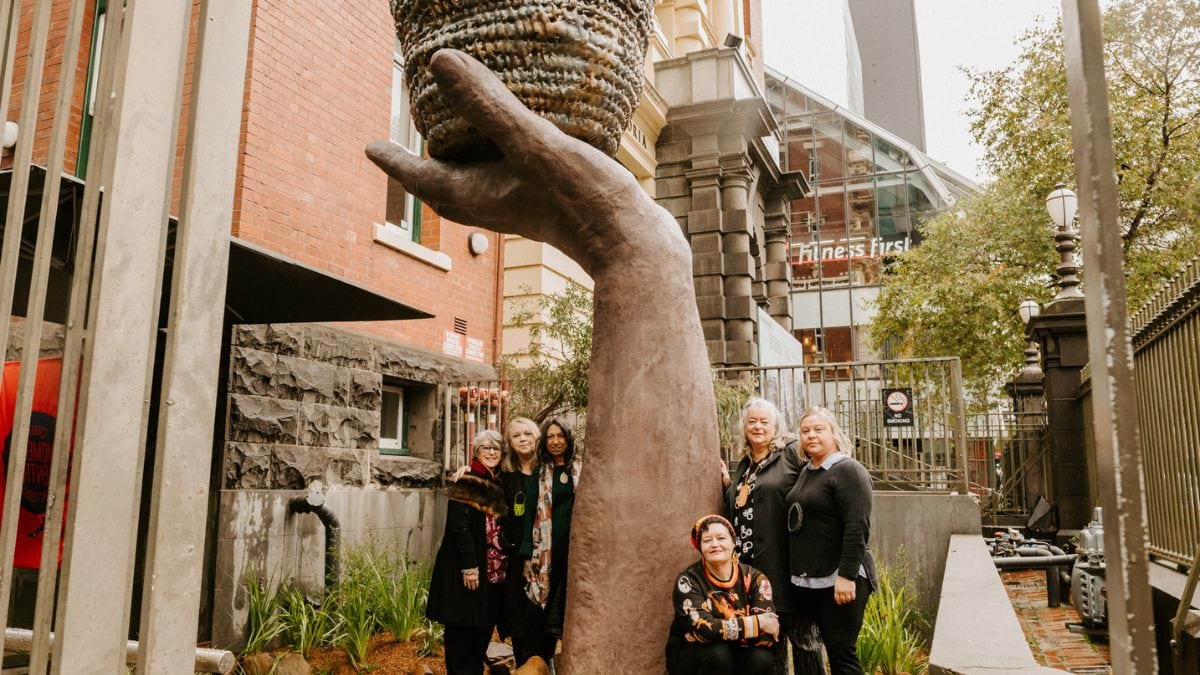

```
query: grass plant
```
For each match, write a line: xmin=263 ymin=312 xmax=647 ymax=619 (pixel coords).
xmin=857 ymin=562 xmax=928 ymax=675
xmin=237 ymin=539 xmax=438 ymax=670
xmin=242 ymin=571 xmax=284 ymax=656
xmin=278 ymin=584 xmax=341 ymax=659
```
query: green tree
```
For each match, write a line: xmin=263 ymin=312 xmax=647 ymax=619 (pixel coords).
xmin=500 ymin=283 xmax=593 ymax=423
xmin=872 ymin=0 xmax=1200 ymax=398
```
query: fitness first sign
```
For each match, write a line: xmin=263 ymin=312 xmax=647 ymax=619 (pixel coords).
xmin=794 ymin=235 xmax=913 ymax=263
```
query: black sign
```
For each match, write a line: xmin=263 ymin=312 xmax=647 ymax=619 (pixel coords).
xmin=882 ymin=388 xmax=914 ymax=427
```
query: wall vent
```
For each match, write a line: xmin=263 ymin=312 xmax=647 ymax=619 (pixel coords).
xmin=454 ymin=317 xmax=468 ymax=335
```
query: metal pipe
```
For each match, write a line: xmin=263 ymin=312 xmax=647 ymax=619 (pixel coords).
xmin=288 ymin=491 xmax=341 ymax=588
xmin=993 ymin=554 xmax=1077 ymax=569
xmin=3 ymin=628 xmax=234 ymax=674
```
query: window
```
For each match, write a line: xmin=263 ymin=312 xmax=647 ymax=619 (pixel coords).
xmin=77 ymin=0 xmax=107 ymax=178
xmin=386 ymin=42 xmax=423 ymax=242
xmin=380 ymin=385 xmax=408 ymax=455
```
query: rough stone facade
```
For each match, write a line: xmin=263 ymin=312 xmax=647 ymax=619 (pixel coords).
xmin=222 ymin=323 xmax=494 ymax=491
xmin=653 ymin=49 xmax=806 ymax=368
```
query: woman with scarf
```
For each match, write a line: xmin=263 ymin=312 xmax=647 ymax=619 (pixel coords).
xmin=720 ymin=397 xmax=823 ymax=674
xmin=667 ymin=514 xmax=779 ymax=674
xmin=518 ymin=416 xmax=581 ymax=665
xmin=427 ymin=430 xmax=508 ymax=675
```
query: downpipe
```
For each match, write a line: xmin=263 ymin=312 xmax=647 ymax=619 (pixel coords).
xmin=288 ymin=488 xmax=341 ymax=589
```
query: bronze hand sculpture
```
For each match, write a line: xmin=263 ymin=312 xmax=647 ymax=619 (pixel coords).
xmin=368 ymin=50 xmax=720 ymax=674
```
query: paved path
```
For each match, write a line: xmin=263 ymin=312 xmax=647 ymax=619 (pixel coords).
xmin=1001 ymin=569 xmax=1111 ymax=673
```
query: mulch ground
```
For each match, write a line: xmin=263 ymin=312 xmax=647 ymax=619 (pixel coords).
xmin=305 ymin=633 xmax=447 ymax=674
xmin=1001 ymin=569 xmax=1111 ymax=673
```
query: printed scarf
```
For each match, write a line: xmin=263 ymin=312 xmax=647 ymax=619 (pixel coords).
xmin=526 ymin=459 xmax=583 ymax=607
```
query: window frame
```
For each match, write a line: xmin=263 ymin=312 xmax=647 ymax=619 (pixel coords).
xmin=379 ymin=384 xmax=409 ymax=456
xmin=385 ymin=48 xmax=424 ymax=243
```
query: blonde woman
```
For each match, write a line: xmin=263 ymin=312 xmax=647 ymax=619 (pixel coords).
xmin=498 ymin=417 xmax=541 ymax=664
xmin=785 ymin=407 xmax=877 ymax=675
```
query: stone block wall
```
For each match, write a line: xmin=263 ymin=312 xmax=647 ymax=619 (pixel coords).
xmin=211 ymin=488 xmax=446 ymax=649
xmin=222 ymin=323 xmax=494 ymax=491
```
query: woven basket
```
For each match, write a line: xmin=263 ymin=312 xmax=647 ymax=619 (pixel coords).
xmin=392 ymin=0 xmax=655 ymax=160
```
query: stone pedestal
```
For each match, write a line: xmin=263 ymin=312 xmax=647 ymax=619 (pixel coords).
xmin=1029 ymin=297 xmax=1092 ymax=530
xmin=653 ymin=48 xmax=807 ymax=367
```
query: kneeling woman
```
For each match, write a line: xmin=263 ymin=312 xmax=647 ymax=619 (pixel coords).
xmin=667 ymin=515 xmax=779 ymax=675
xmin=427 ymin=431 xmax=508 ymax=675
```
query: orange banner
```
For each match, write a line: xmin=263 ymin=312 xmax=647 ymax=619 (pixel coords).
xmin=0 ymin=358 xmax=69 ymax=569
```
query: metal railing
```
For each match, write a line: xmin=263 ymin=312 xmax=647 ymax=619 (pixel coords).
xmin=715 ymin=357 xmax=969 ymax=492
xmin=966 ymin=409 xmax=1048 ymax=517
xmin=0 ymin=0 xmax=250 ymax=670
xmin=1130 ymin=257 xmax=1200 ymax=569
xmin=442 ymin=379 xmax=510 ymax=473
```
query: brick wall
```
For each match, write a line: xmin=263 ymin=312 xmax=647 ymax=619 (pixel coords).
xmin=4 ymin=0 xmax=502 ymax=365
xmin=1 ymin=0 xmax=95 ymax=174
xmin=236 ymin=0 xmax=502 ymax=364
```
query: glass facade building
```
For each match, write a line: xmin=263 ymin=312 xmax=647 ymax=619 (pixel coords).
xmin=765 ymin=71 xmax=978 ymax=365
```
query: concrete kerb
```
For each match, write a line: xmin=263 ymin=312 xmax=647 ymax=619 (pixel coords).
xmin=929 ymin=534 xmax=1068 ymax=675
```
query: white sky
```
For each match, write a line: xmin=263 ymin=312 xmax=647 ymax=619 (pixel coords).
xmin=762 ymin=1 xmax=1061 ymax=184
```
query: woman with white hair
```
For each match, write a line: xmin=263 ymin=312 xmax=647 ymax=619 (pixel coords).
xmin=720 ymin=397 xmax=823 ymax=673
xmin=785 ymin=407 xmax=878 ymax=675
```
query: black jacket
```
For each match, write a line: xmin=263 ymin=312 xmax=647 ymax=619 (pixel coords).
xmin=784 ymin=454 xmax=878 ymax=590
xmin=722 ymin=438 xmax=805 ymax=614
xmin=426 ymin=471 xmax=507 ymax=628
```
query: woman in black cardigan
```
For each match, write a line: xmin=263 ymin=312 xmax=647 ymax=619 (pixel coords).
xmin=785 ymin=407 xmax=878 ymax=675
xmin=427 ymin=430 xmax=508 ymax=675
xmin=720 ymin=397 xmax=823 ymax=674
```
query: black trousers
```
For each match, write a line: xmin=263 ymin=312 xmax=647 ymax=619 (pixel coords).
xmin=793 ymin=578 xmax=872 ymax=675
xmin=668 ymin=642 xmax=776 ymax=675
xmin=782 ymin=612 xmax=827 ymax=675
xmin=444 ymin=624 xmax=491 ymax=675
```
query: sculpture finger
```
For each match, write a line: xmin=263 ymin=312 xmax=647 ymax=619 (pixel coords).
xmin=427 ymin=49 xmax=560 ymax=171
xmin=365 ymin=140 xmax=458 ymax=206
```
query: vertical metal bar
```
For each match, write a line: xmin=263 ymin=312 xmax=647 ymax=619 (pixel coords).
xmin=0 ymin=0 xmax=55 ymax=656
xmin=949 ymin=359 xmax=968 ymax=494
xmin=137 ymin=0 xmax=251 ymax=670
xmin=0 ymin=0 xmax=87 ymax=662
xmin=1061 ymin=0 xmax=1159 ymax=669
xmin=0 ymin=0 xmax=52 ymax=378
xmin=0 ymin=0 xmax=21 ymax=141
xmin=443 ymin=384 xmax=452 ymax=471
xmin=32 ymin=1 xmax=125 ymax=668
xmin=51 ymin=0 xmax=192 ymax=669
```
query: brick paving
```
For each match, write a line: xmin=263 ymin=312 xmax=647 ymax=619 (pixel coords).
xmin=1001 ymin=569 xmax=1111 ymax=673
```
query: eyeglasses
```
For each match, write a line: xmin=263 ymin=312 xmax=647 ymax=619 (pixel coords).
xmin=476 ymin=445 xmax=502 ymax=453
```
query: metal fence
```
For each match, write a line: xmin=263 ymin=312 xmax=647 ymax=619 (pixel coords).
xmin=0 ymin=0 xmax=249 ymax=671
xmin=966 ymin=409 xmax=1048 ymax=517
xmin=442 ymin=379 xmax=510 ymax=473
xmin=715 ymin=357 xmax=969 ymax=492
xmin=1130 ymin=258 xmax=1200 ymax=569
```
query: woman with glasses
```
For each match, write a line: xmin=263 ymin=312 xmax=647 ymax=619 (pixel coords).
xmin=518 ymin=416 xmax=581 ymax=666
xmin=427 ymin=430 xmax=508 ymax=675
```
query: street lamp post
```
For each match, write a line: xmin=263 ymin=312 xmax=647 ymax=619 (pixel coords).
xmin=1045 ymin=183 xmax=1084 ymax=301
xmin=1018 ymin=298 xmax=1042 ymax=377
